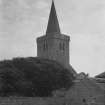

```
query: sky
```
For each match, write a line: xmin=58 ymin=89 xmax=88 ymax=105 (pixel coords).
xmin=0 ymin=0 xmax=105 ymax=77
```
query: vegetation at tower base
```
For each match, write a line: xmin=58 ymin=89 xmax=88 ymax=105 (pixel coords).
xmin=0 ymin=57 xmax=74 ymax=97
xmin=95 ymin=72 xmax=105 ymax=78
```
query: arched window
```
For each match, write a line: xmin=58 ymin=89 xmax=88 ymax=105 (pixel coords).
xmin=43 ymin=41 xmax=48 ymax=50
xmin=59 ymin=43 xmax=65 ymax=51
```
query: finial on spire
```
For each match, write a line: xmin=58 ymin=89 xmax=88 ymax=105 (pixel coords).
xmin=46 ymin=0 xmax=61 ymax=34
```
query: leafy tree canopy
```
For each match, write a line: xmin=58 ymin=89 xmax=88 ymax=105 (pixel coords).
xmin=0 ymin=57 xmax=75 ymax=97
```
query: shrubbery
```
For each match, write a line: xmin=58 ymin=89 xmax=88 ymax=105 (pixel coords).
xmin=95 ymin=72 xmax=105 ymax=78
xmin=0 ymin=57 xmax=74 ymax=97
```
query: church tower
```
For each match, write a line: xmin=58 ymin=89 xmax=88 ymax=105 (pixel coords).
xmin=37 ymin=1 xmax=75 ymax=73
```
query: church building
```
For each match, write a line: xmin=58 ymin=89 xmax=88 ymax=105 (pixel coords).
xmin=37 ymin=1 xmax=76 ymax=75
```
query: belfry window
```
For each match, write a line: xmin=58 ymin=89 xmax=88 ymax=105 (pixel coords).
xmin=59 ymin=43 xmax=65 ymax=51
xmin=43 ymin=41 xmax=48 ymax=50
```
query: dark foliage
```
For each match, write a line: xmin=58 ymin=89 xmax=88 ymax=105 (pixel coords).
xmin=0 ymin=57 xmax=74 ymax=97
xmin=95 ymin=72 xmax=105 ymax=78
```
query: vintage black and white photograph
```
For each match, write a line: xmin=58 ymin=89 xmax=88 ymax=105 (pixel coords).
xmin=0 ymin=0 xmax=105 ymax=104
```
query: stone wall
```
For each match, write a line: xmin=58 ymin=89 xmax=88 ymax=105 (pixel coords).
xmin=37 ymin=34 xmax=70 ymax=70
xmin=0 ymin=97 xmax=64 ymax=105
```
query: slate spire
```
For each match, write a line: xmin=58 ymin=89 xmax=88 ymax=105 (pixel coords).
xmin=46 ymin=0 xmax=61 ymax=34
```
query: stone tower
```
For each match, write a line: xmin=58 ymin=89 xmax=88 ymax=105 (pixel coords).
xmin=37 ymin=1 xmax=76 ymax=75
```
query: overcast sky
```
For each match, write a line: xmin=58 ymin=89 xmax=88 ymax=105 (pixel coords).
xmin=1 ymin=0 xmax=105 ymax=76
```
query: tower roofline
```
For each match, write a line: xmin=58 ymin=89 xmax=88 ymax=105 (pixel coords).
xmin=46 ymin=0 xmax=61 ymax=34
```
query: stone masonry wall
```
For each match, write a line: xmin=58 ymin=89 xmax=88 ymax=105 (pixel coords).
xmin=0 ymin=97 xmax=64 ymax=105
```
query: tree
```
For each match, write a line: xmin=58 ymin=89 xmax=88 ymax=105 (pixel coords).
xmin=0 ymin=57 xmax=75 ymax=97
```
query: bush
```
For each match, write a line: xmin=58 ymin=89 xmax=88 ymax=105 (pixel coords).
xmin=0 ymin=57 xmax=74 ymax=97
xmin=95 ymin=72 xmax=105 ymax=78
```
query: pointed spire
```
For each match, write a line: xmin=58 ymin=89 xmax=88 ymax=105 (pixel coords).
xmin=46 ymin=0 xmax=61 ymax=34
